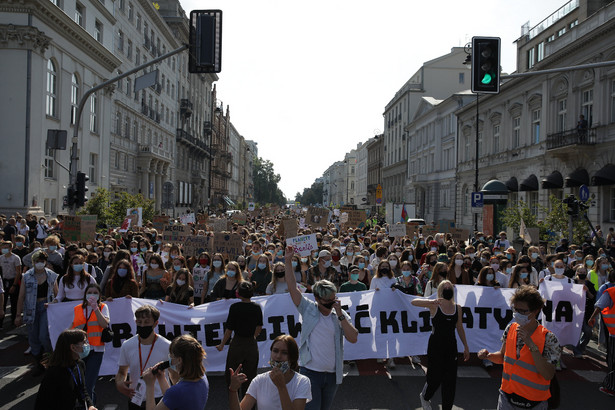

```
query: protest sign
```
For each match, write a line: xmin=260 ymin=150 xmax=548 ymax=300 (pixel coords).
xmin=286 ymin=234 xmax=318 ymax=257
xmin=343 ymin=209 xmax=367 ymax=228
xmin=340 ymin=213 xmax=349 ymax=224
xmin=63 ymin=215 xmax=97 ymax=242
xmin=438 ymin=220 xmax=455 ymax=233
xmin=127 ymin=207 xmax=143 ymax=227
xmin=212 ymin=233 xmax=243 ymax=260
xmin=184 ymin=235 xmax=211 ymax=256
xmin=389 ymin=224 xmax=407 ymax=238
xmin=119 ymin=217 xmax=132 ymax=233
xmin=450 ymin=228 xmax=470 ymax=243
xmin=152 ymin=215 xmax=170 ymax=231
xmin=79 ymin=215 xmax=97 ymax=242
xmin=231 ymin=213 xmax=247 ymax=225
xmin=306 ymin=207 xmax=330 ymax=229
xmin=406 ymin=222 xmax=420 ymax=237
xmin=180 ymin=213 xmax=196 ymax=224
xmin=283 ymin=218 xmax=298 ymax=239
xmin=209 ymin=218 xmax=228 ymax=232
xmin=422 ymin=225 xmax=440 ymax=238
xmin=248 ymin=202 xmax=255 ymax=211
xmin=162 ymin=224 xmax=190 ymax=243
xmin=48 ymin=282 xmax=584 ymax=375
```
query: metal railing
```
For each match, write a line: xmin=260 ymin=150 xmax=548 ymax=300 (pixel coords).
xmin=546 ymin=127 xmax=596 ymax=150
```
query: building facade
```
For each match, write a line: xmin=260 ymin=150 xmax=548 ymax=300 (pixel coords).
xmin=355 ymin=141 xmax=369 ymax=210
xmin=366 ymin=134 xmax=384 ymax=214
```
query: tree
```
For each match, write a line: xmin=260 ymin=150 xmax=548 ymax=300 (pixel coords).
xmin=79 ymin=188 xmax=155 ymax=227
xmin=295 ymin=182 xmax=323 ymax=205
xmin=253 ymin=156 xmax=286 ymax=206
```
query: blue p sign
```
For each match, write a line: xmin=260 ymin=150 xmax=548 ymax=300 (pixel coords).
xmin=471 ymin=192 xmax=484 ymax=208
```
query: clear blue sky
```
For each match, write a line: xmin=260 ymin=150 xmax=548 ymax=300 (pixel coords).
xmin=184 ymin=0 xmax=567 ymax=199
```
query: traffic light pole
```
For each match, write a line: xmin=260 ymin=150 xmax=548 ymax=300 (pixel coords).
xmin=69 ymin=44 xmax=188 ymax=215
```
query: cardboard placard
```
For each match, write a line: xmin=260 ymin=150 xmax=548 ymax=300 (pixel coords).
xmin=180 ymin=213 xmax=196 ymax=224
xmin=184 ymin=235 xmax=212 ymax=256
xmin=63 ymin=215 xmax=97 ymax=242
xmin=340 ymin=213 xmax=349 ymax=224
xmin=406 ymin=222 xmax=420 ymax=237
xmin=231 ymin=213 xmax=247 ymax=225
xmin=209 ymin=218 xmax=228 ymax=232
xmin=162 ymin=224 xmax=190 ymax=243
xmin=212 ymin=233 xmax=244 ymax=260
xmin=127 ymin=208 xmax=143 ymax=227
xmin=286 ymin=234 xmax=318 ymax=257
xmin=438 ymin=220 xmax=455 ymax=233
xmin=422 ymin=225 xmax=440 ymax=238
xmin=450 ymin=228 xmax=470 ymax=242
xmin=152 ymin=215 xmax=170 ymax=231
xmin=306 ymin=207 xmax=330 ymax=229
xmin=389 ymin=224 xmax=407 ymax=238
xmin=283 ymin=218 xmax=298 ymax=239
xmin=343 ymin=209 xmax=367 ymax=229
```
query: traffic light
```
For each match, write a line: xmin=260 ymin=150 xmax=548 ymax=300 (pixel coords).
xmin=471 ymin=37 xmax=501 ymax=94
xmin=67 ymin=186 xmax=76 ymax=207
xmin=76 ymin=172 xmax=89 ymax=207
xmin=189 ymin=10 xmax=222 ymax=73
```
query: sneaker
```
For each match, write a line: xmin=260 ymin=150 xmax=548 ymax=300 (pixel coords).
xmin=599 ymin=386 xmax=615 ymax=397
xmin=412 ymin=355 xmax=421 ymax=364
xmin=419 ymin=392 xmax=432 ymax=410
xmin=24 ymin=346 xmax=31 ymax=355
xmin=386 ymin=358 xmax=396 ymax=369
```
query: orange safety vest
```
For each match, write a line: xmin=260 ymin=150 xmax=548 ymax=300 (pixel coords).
xmin=71 ymin=303 xmax=106 ymax=346
xmin=501 ymin=322 xmax=551 ymax=402
xmin=601 ymin=287 xmax=615 ymax=335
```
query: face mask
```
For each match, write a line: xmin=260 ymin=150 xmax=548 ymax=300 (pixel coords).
xmin=602 ymin=264 xmax=610 ymax=271
xmin=148 ymin=263 xmax=159 ymax=269
xmin=226 ymin=270 xmax=236 ymax=278
xmin=300 ymin=258 xmax=307 ymax=264
xmin=380 ymin=267 xmax=390 ymax=275
xmin=358 ymin=262 xmax=365 ymax=269
xmin=78 ymin=343 xmax=90 ymax=359
xmin=269 ymin=359 xmax=290 ymax=373
xmin=491 ymin=263 xmax=500 ymax=271
xmin=140 ymin=247 xmax=148 ymax=253
xmin=103 ymin=251 xmax=111 ymax=258
xmin=176 ymin=279 xmax=186 ymax=286
xmin=104 ymin=240 xmax=109 ymax=245
xmin=389 ymin=260 xmax=397 ymax=267
xmin=86 ymin=245 xmax=93 ymax=250
xmin=455 ymin=259 xmax=463 ymax=266
xmin=402 ymin=270 xmax=412 ymax=277
xmin=442 ymin=288 xmax=454 ymax=300
xmin=1 ymin=249 xmax=8 ymax=254
xmin=600 ymin=254 xmax=606 ymax=259
xmin=275 ymin=271 xmax=285 ymax=278
xmin=494 ymin=252 xmax=502 ymax=256
xmin=257 ymin=262 xmax=267 ymax=270
xmin=135 ymin=324 xmax=155 ymax=339
xmin=35 ymin=262 xmax=46 ymax=270
xmin=586 ymin=260 xmax=594 ymax=267
xmin=578 ymin=273 xmax=587 ymax=280
xmin=117 ymin=268 xmax=128 ymax=277
xmin=506 ymin=254 xmax=512 ymax=260
xmin=16 ymin=242 xmax=23 ymax=248
xmin=486 ymin=273 xmax=495 ymax=281
xmin=311 ymin=252 xmax=318 ymax=258
xmin=213 ymin=260 xmax=222 ymax=268
xmin=170 ymin=254 xmax=178 ymax=259
xmin=197 ymin=258 xmax=208 ymax=266
xmin=513 ymin=311 xmax=531 ymax=326
xmin=479 ymin=237 xmax=484 ymax=241
xmin=161 ymin=251 xmax=169 ymax=257
xmin=168 ymin=354 xmax=179 ymax=372
xmin=347 ymin=252 xmax=354 ymax=257
xmin=506 ymin=267 xmax=512 ymax=274
xmin=554 ymin=267 xmax=565 ymax=275
xmin=428 ymin=260 xmax=436 ymax=266
xmin=480 ymin=257 xmax=487 ymax=264
xmin=419 ymin=241 xmax=425 ymax=245
xmin=430 ymin=247 xmax=437 ymax=252
xmin=86 ymin=294 xmax=98 ymax=304
xmin=350 ymin=273 xmax=360 ymax=281
xmin=563 ymin=257 xmax=568 ymax=263
xmin=291 ymin=261 xmax=298 ymax=268
xmin=469 ymin=253 xmax=476 ymax=258
xmin=72 ymin=264 xmax=84 ymax=272
xmin=155 ymin=240 xmax=162 ymax=245
xmin=408 ymin=255 xmax=414 ymax=261
xmin=576 ymin=256 xmax=583 ymax=261
xmin=323 ymin=260 xmax=332 ymax=268
xmin=319 ymin=299 xmax=335 ymax=310
xmin=531 ymin=253 xmax=539 ymax=259
xmin=130 ymin=247 xmax=138 ymax=253
xmin=173 ymin=265 xmax=181 ymax=271
xmin=332 ymin=254 xmax=341 ymax=262
xmin=276 ymin=250 xmax=283 ymax=256
xmin=48 ymin=245 xmax=57 ymax=252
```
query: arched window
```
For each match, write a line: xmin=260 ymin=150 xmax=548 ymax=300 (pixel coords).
xmin=70 ymin=73 xmax=79 ymax=124
xmin=115 ymin=111 xmax=122 ymax=135
xmin=46 ymin=60 xmax=57 ymax=117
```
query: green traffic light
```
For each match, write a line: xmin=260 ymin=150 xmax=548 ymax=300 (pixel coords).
xmin=481 ymin=73 xmax=493 ymax=85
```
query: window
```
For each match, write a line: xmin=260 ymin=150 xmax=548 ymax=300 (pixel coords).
xmin=532 ymin=109 xmax=540 ymax=144
xmin=94 ymin=20 xmax=102 ymax=43
xmin=124 ymin=115 xmax=130 ymax=139
xmin=558 ymin=27 xmax=566 ymax=36
xmin=557 ymin=98 xmax=567 ymax=132
xmin=127 ymin=40 xmax=132 ymax=60
xmin=611 ymin=80 xmax=615 ymax=123
xmin=89 ymin=153 xmax=98 ymax=185
xmin=136 ymin=13 xmax=141 ymax=30
xmin=89 ymin=93 xmax=98 ymax=133
xmin=75 ymin=3 xmax=84 ymax=27
xmin=547 ymin=34 xmax=555 ymax=42
xmin=582 ymin=89 xmax=593 ymax=127
xmin=126 ymin=77 xmax=131 ymax=96
xmin=493 ymin=124 xmax=500 ymax=153
xmin=46 ymin=60 xmax=57 ymax=117
xmin=135 ymin=48 xmax=140 ymax=65
xmin=570 ymin=19 xmax=578 ymax=29
xmin=464 ymin=135 xmax=470 ymax=162
xmin=528 ymin=48 xmax=535 ymax=69
xmin=117 ymin=71 xmax=122 ymax=92
xmin=529 ymin=192 xmax=539 ymax=216
xmin=144 ymin=22 xmax=149 ymax=47
xmin=117 ymin=30 xmax=124 ymax=52
xmin=118 ymin=0 xmax=124 ymax=12
xmin=44 ymin=148 xmax=55 ymax=179
xmin=115 ymin=111 xmax=122 ymax=135
xmin=477 ymin=131 xmax=483 ymax=157
xmin=128 ymin=3 xmax=133 ymax=21
xmin=113 ymin=151 xmax=119 ymax=168
xmin=512 ymin=116 xmax=521 ymax=148
xmin=123 ymin=154 xmax=128 ymax=171
xmin=70 ymin=73 xmax=79 ymax=125
xmin=537 ymin=42 xmax=544 ymax=62
xmin=49 ymin=0 xmax=60 ymax=6
xmin=459 ymin=72 xmax=465 ymax=84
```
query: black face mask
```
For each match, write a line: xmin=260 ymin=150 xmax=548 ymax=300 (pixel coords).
xmin=136 ymin=325 xmax=154 ymax=339
xmin=442 ymin=288 xmax=454 ymax=300
xmin=439 ymin=270 xmax=448 ymax=278
xmin=275 ymin=271 xmax=285 ymax=278
xmin=428 ymin=260 xmax=437 ymax=266
xmin=380 ymin=268 xmax=390 ymax=275
xmin=578 ymin=274 xmax=587 ymax=280
xmin=319 ymin=299 xmax=335 ymax=310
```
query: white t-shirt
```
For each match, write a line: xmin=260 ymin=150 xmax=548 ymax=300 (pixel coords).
xmin=0 ymin=253 xmax=21 ymax=280
xmin=305 ymin=313 xmax=336 ymax=372
xmin=55 ymin=274 xmax=97 ymax=301
xmin=496 ymin=271 xmax=510 ymax=288
xmin=369 ymin=276 xmax=396 ymax=291
xmin=246 ymin=371 xmax=312 ymax=409
xmin=118 ymin=335 xmax=171 ymax=398
xmin=266 ymin=280 xmax=289 ymax=295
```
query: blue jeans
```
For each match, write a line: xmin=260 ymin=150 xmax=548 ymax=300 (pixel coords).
xmin=27 ymin=300 xmax=51 ymax=356
xmin=83 ymin=351 xmax=104 ymax=403
xmin=300 ymin=367 xmax=338 ymax=410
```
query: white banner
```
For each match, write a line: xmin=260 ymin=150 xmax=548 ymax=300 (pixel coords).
xmin=47 ymin=283 xmax=584 ymax=375
xmin=538 ymin=279 xmax=585 ymax=345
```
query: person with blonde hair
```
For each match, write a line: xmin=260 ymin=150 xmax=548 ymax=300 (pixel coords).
xmin=267 ymin=262 xmax=290 ymax=294
xmin=412 ymin=280 xmax=470 ymax=410
xmin=212 ymin=261 xmax=244 ymax=300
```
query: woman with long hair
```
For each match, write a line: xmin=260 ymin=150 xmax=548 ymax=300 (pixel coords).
xmin=352 ymin=254 xmax=371 ymax=288
xmin=252 ymin=254 xmax=272 ymax=296
xmin=140 ymin=254 xmax=171 ymax=300
xmin=412 ymin=280 xmax=470 ymax=410
xmin=71 ymin=283 xmax=109 ymax=402
xmin=99 ymin=249 xmax=131 ymax=291
xmin=202 ymin=253 xmax=225 ymax=303
xmin=34 ymin=329 xmax=95 ymax=410
xmin=104 ymin=259 xmax=139 ymax=300
xmin=266 ymin=262 xmax=290 ymax=295
xmin=192 ymin=251 xmax=211 ymax=304
xmin=424 ymin=262 xmax=449 ymax=297
xmin=212 ymin=261 xmax=245 ymax=300
xmin=447 ymin=252 xmax=471 ymax=285
xmin=142 ymin=334 xmax=209 ymax=410
xmin=229 ymin=334 xmax=311 ymax=410
xmin=164 ymin=269 xmax=195 ymax=306
xmin=54 ymin=254 xmax=97 ymax=302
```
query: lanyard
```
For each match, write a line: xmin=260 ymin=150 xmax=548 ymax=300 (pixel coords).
xmin=138 ymin=334 xmax=158 ymax=376
xmin=68 ymin=365 xmax=85 ymax=401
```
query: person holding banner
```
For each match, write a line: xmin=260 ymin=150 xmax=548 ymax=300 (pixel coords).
xmin=140 ymin=254 xmax=170 ymax=300
xmin=192 ymin=252 xmax=210 ymax=304
xmin=104 ymin=259 xmax=139 ymax=300
xmin=284 ymin=246 xmax=358 ymax=410
xmin=251 ymin=255 xmax=272 ymax=296
xmin=212 ymin=262 xmax=245 ymax=300
xmin=267 ymin=262 xmax=290 ymax=295
xmin=478 ymin=285 xmax=560 ymax=410
xmin=412 ymin=280 xmax=470 ymax=410
xmin=164 ymin=269 xmax=194 ymax=306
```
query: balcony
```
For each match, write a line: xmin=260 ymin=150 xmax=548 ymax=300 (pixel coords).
xmin=181 ymin=99 xmax=193 ymax=119
xmin=176 ymin=129 xmax=211 ymax=157
xmin=138 ymin=144 xmax=172 ymax=161
xmin=546 ymin=127 xmax=597 ymax=150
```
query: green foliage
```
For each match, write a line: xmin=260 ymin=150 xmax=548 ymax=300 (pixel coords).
xmin=500 ymin=199 xmax=541 ymax=232
xmin=295 ymin=182 xmax=323 ymax=206
xmin=79 ymin=188 xmax=155 ymax=227
xmin=253 ymin=156 xmax=286 ymax=207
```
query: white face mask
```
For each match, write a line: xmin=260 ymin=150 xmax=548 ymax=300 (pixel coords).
xmin=150 ymin=263 xmax=159 ymax=269
xmin=35 ymin=262 xmax=46 ymax=270
xmin=554 ymin=267 xmax=565 ymax=276
xmin=455 ymin=259 xmax=464 ymax=266
xmin=176 ymin=279 xmax=186 ymax=286
xmin=388 ymin=260 xmax=397 ymax=267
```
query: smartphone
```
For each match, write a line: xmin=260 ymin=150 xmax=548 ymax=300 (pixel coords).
xmin=153 ymin=361 xmax=170 ymax=374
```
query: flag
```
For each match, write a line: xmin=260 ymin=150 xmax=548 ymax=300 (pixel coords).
xmin=519 ymin=218 xmax=532 ymax=244
xmin=401 ymin=205 xmax=408 ymax=223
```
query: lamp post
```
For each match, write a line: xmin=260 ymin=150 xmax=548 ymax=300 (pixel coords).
xmin=464 ymin=43 xmax=480 ymax=233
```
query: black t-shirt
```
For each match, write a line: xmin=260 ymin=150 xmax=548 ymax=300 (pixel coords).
xmin=225 ymin=301 xmax=263 ymax=338
xmin=3 ymin=224 xmax=16 ymax=241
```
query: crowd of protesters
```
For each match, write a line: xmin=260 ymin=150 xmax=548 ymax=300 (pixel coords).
xmin=0 ymin=208 xmax=614 ymax=409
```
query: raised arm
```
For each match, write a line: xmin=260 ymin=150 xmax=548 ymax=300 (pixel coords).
xmin=284 ymin=246 xmax=302 ymax=307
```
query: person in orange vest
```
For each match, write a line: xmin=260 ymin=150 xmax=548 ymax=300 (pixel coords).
xmin=588 ymin=270 xmax=615 ymax=397
xmin=478 ymin=285 xmax=560 ymax=409
xmin=71 ymin=283 xmax=109 ymax=404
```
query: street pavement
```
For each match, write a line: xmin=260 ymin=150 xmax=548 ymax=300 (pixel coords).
xmin=1 ymin=321 xmax=613 ymax=410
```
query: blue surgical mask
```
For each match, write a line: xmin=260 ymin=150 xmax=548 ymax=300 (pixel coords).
xmin=48 ymin=245 xmax=57 ymax=252
xmin=1 ymin=248 xmax=8 ymax=254
xmin=130 ymin=247 xmax=138 ymax=253
xmin=156 ymin=240 xmax=162 ymax=245
xmin=117 ymin=268 xmax=128 ymax=277
xmin=277 ymin=250 xmax=283 ymax=256
xmin=15 ymin=242 xmax=23 ymax=248
xmin=408 ymin=255 xmax=414 ymax=261
xmin=358 ymin=262 xmax=365 ymax=269
xmin=72 ymin=264 xmax=84 ymax=272
xmin=257 ymin=263 xmax=266 ymax=270
xmin=513 ymin=311 xmax=530 ymax=326
xmin=602 ymin=264 xmax=609 ymax=271
xmin=168 ymin=354 xmax=178 ymax=372
xmin=350 ymin=273 xmax=360 ymax=281
xmin=226 ymin=270 xmax=236 ymax=277
xmin=140 ymin=247 xmax=148 ymax=253
xmin=402 ymin=270 xmax=412 ymax=277
xmin=586 ymin=260 xmax=594 ymax=267
xmin=213 ymin=260 xmax=222 ymax=268
xmin=486 ymin=273 xmax=495 ymax=281
xmin=173 ymin=265 xmax=181 ymax=271
xmin=323 ymin=260 xmax=332 ymax=268
xmin=531 ymin=253 xmax=539 ymax=259
xmin=291 ymin=261 xmax=298 ymax=268
xmin=79 ymin=343 xmax=90 ymax=359
xmin=506 ymin=267 xmax=512 ymax=274
xmin=520 ymin=272 xmax=529 ymax=279
xmin=347 ymin=252 xmax=354 ymax=257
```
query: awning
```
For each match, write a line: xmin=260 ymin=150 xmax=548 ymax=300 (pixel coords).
xmin=541 ymin=171 xmax=563 ymax=189
xmin=519 ymin=174 xmax=539 ymax=191
xmin=592 ymin=164 xmax=615 ymax=186
xmin=505 ymin=177 xmax=518 ymax=192
xmin=565 ymin=168 xmax=589 ymax=187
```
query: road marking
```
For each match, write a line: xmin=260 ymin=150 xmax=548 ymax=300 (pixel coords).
xmin=0 ymin=365 xmax=31 ymax=379
xmin=0 ymin=335 xmax=20 ymax=350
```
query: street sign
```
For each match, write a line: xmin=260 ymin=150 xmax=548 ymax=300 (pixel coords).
xmin=376 ymin=184 xmax=383 ymax=205
xmin=579 ymin=184 xmax=590 ymax=202
xmin=471 ymin=192 xmax=483 ymax=213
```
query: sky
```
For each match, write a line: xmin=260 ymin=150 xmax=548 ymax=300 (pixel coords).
xmin=182 ymin=0 xmax=567 ymax=200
